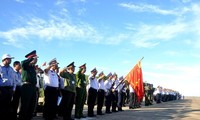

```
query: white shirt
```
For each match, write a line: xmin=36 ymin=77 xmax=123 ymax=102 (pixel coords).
xmin=88 ymin=74 xmax=98 ymax=90
xmin=0 ymin=63 xmax=15 ymax=87
xmin=104 ymin=79 xmax=112 ymax=92
xmin=14 ymin=69 xmax=22 ymax=86
xmin=43 ymin=69 xmax=59 ymax=88
xmin=118 ymin=82 xmax=125 ymax=92
xmin=98 ymin=78 xmax=105 ymax=90
xmin=129 ymin=84 xmax=134 ymax=93
xmin=113 ymin=79 xmax=119 ymax=90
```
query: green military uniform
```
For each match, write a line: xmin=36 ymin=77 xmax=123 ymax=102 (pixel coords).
xmin=59 ymin=62 xmax=76 ymax=120
xmin=75 ymin=65 xmax=87 ymax=118
xmin=19 ymin=50 xmax=38 ymax=120
xmin=144 ymin=83 xmax=154 ymax=106
xmin=144 ymin=83 xmax=150 ymax=106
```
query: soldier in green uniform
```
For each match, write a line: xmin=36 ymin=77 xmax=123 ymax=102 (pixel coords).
xmin=144 ymin=83 xmax=154 ymax=106
xmin=75 ymin=63 xmax=87 ymax=119
xmin=149 ymin=84 xmax=154 ymax=105
xmin=19 ymin=50 xmax=38 ymax=120
xmin=144 ymin=83 xmax=150 ymax=106
xmin=59 ymin=62 xmax=76 ymax=120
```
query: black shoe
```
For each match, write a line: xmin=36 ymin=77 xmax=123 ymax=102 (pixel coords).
xmin=97 ymin=113 xmax=104 ymax=115
xmin=105 ymin=111 xmax=112 ymax=114
xmin=75 ymin=116 xmax=81 ymax=119
xmin=118 ymin=109 xmax=124 ymax=111
xmin=112 ymin=110 xmax=118 ymax=112
xmin=81 ymin=115 xmax=86 ymax=118
xmin=88 ymin=114 xmax=96 ymax=117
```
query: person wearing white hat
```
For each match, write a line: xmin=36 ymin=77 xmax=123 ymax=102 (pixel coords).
xmin=111 ymin=73 xmax=119 ymax=112
xmin=0 ymin=53 xmax=15 ymax=120
xmin=87 ymin=68 xmax=98 ymax=117
xmin=43 ymin=58 xmax=59 ymax=120
xmin=117 ymin=76 xmax=125 ymax=111
xmin=97 ymin=71 xmax=105 ymax=115
xmin=104 ymin=72 xmax=113 ymax=114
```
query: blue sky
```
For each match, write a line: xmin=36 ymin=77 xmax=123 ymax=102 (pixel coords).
xmin=1 ymin=0 xmax=200 ymax=96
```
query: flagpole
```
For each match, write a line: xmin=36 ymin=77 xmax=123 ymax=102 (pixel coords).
xmin=115 ymin=57 xmax=144 ymax=89
xmin=140 ymin=57 xmax=144 ymax=62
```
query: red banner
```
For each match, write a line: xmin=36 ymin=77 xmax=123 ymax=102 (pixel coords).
xmin=125 ymin=61 xmax=144 ymax=102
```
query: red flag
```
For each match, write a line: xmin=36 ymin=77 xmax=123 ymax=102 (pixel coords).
xmin=42 ymin=62 xmax=46 ymax=66
xmin=125 ymin=61 xmax=144 ymax=102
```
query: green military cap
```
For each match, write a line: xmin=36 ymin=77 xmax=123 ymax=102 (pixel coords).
xmin=79 ymin=63 xmax=86 ymax=69
xmin=25 ymin=50 xmax=38 ymax=58
xmin=67 ymin=62 xmax=76 ymax=68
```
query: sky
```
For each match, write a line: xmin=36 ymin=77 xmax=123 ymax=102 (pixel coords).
xmin=0 ymin=0 xmax=200 ymax=96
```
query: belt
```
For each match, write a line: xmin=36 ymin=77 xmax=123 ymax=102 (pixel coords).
xmin=98 ymin=89 xmax=105 ymax=91
xmin=22 ymin=82 xmax=32 ymax=85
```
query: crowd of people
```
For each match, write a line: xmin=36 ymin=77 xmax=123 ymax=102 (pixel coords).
xmin=0 ymin=50 xmax=182 ymax=120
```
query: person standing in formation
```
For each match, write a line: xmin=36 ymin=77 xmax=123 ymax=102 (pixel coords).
xmin=111 ymin=73 xmax=119 ymax=112
xmin=0 ymin=54 xmax=15 ymax=120
xmin=104 ymin=72 xmax=113 ymax=114
xmin=19 ymin=50 xmax=38 ymax=120
xmin=43 ymin=58 xmax=59 ymax=120
xmin=59 ymin=62 xmax=76 ymax=120
xmin=97 ymin=71 xmax=105 ymax=115
xmin=87 ymin=68 xmax=98 ymax=117
xmin=129 ymin=84 xmax=136 ymax=109
xmin=117 ymin=76 xmax=124 ymax=111
xmin=11 ymin=61 xmax=22 ymax=120
xmin=75 ymin=63 xmax=87 ymax=119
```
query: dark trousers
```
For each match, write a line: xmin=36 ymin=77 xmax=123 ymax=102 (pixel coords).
xmin=156 ymin=93 xmax=162 ymax=103
xmin=75 ymin=87 xmax=86 ymax=118
xmin=112 ymin=91 xmax=118 ymax=111
xmin=19 ymin=84 xmax=36 ymax=120
xmin=11 ymin=86 xmax=21 ymax=120
xmin=33 ymin=87 xmax=39 ymax=115
xmin=97 ymin=89 xmax=105 ymax=114
xmin=87 ymin=87 xmax=97 ymax=116
xmin=122 ymin=92 xmax=126 ymax=106
xmin=43 ymin=86 xmax=58 ymax=120
xmin=105 ymin=92 xmax=112 ymax=113
xmin=0 ymin=86 xmax=13 ymax=120
xmin=60 ymin=90 xmax=75 ymax=120
xmin=117 ymin=91 xmax=123 ymax=110
xmin=129 ymin=92 xmax=135 ymax=108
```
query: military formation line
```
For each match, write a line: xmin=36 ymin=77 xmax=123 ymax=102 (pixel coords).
xmin=0 ymin=50 xmax=182 ymax=120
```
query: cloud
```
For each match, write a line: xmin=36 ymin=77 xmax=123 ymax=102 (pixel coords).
xmin=164 ymin=51 xmax=180 ymax=56
xmin=119 ymin=3 xmax=180 ymax=15
xmin=77 ymin=8 xmax=87 ymax=16
xmin=15 ymin=0 xmax=24 ymax=3
xmin=55 ymin=0 xmax=66 ymax=6
xmin=144 ymin=63 xmax=200 ymax=96
xmin=1 ymin=2 xmax=200 ymax=49
xmin=0 ymin=15 xmax=99 ymax=47
xmin=130 ymin=22 xmax=186 ymax=47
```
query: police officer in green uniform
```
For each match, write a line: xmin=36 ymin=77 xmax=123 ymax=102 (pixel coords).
xmin=19 ymin=50 xmax=38 ymax=120
xmin=59 ymin=62 xmax=76 ymax=120
xmin=75 ymin=63 xmax=87 ymax=119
